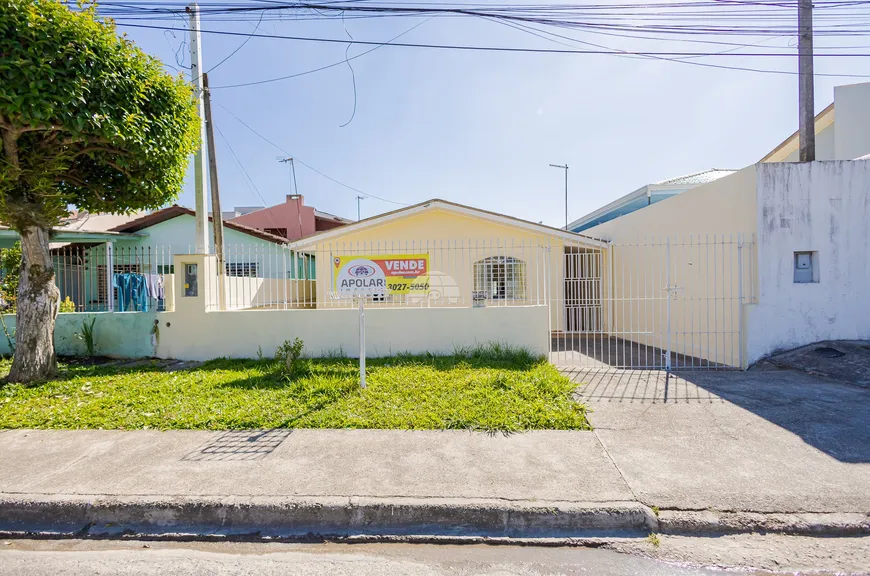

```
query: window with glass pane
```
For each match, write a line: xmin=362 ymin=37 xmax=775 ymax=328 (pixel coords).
xmin=473 ymin=256 xmax=526 ymax=300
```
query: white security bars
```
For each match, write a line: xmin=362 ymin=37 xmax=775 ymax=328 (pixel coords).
xmin=551 ymin=234 xmax=756 ymax=370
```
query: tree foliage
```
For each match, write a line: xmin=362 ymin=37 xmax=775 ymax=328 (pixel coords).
xmin=0 ymin=241 xmax=21 ymax=311
xmin=0 ymin=0 xmax=199 ymax=230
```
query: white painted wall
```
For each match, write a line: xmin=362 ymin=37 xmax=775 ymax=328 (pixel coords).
xmin=747 ymin=161 xmax=870 ymax=363
xmin=155 ymin=306 xmax=550 ymax=360
xmin=781 ymin=122 xmax=837 ymax=162
xmin=778 ymin=82 xmax=870 ymax=163
xmin=834 ymin=82 xmax=870 ymax=161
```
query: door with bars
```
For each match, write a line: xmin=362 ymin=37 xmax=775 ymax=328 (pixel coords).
xmin=551 ymin=234 xmax=754 ymax=370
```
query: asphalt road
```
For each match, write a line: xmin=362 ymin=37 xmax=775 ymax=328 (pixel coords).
xmin=0 ymin=541 xmax=759 ymax=576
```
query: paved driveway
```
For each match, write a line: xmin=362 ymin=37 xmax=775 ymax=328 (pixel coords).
xmin=564 ymin=367 xmax=870 ymax=513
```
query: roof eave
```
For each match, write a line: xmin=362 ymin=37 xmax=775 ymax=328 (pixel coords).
xmin=289 ymin=200 xmax=608 ymax=249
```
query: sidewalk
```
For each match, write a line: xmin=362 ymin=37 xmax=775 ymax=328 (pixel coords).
xmin=1 ymin=367 xmax=868 ymax=540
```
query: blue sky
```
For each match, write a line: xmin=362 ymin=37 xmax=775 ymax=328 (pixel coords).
xmin=111 ymin=3 xmax=869 ymax=227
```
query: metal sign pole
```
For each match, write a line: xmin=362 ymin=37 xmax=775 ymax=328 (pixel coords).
xmin=359 ymin=295 xmax=366 ymax=389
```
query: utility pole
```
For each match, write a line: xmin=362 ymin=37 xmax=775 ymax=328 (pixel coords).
xmin=356 ymin=195 xmax=365 ymax=221
xmin=187 ymin=2 xmax=209 ymax=254
xmin=549 ymin=164 xmax=569 ymax=229
xmin=202 ymin=73 xmax=226 ymax=310
xmin=798 ymin=0 xmax=815 ymax=162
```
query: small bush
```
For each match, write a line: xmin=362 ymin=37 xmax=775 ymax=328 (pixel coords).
xmin=275 ymin=337 xmax=308 ymax=378
xmin=59 ymin=297 xmax=76 ymax=313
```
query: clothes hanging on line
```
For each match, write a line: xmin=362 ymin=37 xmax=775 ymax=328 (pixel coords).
xmin=113 ymin=273 xmax=149 ymax=312
xmin=145 ymin=274 xmax=164 ymax=300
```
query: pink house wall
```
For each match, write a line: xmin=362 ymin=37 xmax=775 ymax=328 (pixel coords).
xmin=229 ymin=195 xmax=316 ymax=241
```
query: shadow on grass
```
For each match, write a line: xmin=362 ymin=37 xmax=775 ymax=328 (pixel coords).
xmin=0 ymin=358 xmax=174 ymax=388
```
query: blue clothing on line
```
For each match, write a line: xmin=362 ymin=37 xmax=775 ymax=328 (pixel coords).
xmin=113 ymin=273 xmax=149 ymax=312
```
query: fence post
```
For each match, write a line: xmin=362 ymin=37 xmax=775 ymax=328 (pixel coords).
xmin=737 ymin=233 xmax=745 ymax=370
xmin=105 ymin=242 xmax=114 ymax=312
xmin=660 ymin=236 xmax=671 ymax=370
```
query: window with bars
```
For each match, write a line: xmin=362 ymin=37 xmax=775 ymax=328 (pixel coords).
xmin=226 ymin=262 xmax=259 ymax=277
xmin=473 ymin=256 xmax=526 ymax=301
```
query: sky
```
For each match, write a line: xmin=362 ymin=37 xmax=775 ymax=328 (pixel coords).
xmin=107 ymin=1 xmax=870 ymax=228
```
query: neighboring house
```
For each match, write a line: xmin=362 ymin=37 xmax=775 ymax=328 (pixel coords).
xmin=58 ymin=210 xmax=148 ymax=234
xmin=227 ymin=194 xmax=351 ymax=241
xmin=569 ymin=81 xmax=870 ymax=234
xmin=566 ymin=168 xmax=737 ymax=232
xmin=578 ymin=81 xmax=870 ymax=365
xmin=761 ymin=81 xmax=870 ymax=162
xmin=288 ymin=198 xmax=607 ymax=333
xmin=49 ymin=205 xmax=293 ymax=313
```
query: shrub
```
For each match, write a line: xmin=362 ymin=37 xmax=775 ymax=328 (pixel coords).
xmin=275 ymin=337 xmax=308 ymax=378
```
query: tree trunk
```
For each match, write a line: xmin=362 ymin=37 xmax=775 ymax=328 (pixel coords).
xmin=7 ymin=226 xmax=59 ymax=383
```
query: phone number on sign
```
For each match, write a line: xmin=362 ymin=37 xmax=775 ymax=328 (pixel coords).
xmin=387 ymin=282 xmax=430 ymax=291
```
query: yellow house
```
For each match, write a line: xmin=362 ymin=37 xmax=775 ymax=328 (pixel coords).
xmin=288 ymin=199 xmax=607 ymax=333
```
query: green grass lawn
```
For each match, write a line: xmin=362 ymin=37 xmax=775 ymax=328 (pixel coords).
xmin=0 ymin=346 xmax=589 ymax=432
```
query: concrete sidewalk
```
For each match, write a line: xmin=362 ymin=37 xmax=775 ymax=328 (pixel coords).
xmin=1 ymin=367 xmax=869 ymax=539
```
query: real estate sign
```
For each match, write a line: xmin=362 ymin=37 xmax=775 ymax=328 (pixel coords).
xmin=333 ymin=254 xmax=430 ymax=297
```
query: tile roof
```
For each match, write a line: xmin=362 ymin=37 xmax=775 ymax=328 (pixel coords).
xmin=109 ymin=205 xmax=288 ymax=244
xmin=653 ymin=168 xmax=738 ymax=187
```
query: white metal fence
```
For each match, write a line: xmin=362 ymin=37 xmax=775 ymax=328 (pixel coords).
xmin=0 ymin=232 xmax=755 ymax=370
xmin=206 ymin=240 xmax=554 ymax=311
xmin=0 ymin=244 xmax=174 ymax=313
xmin=551 ymin=234 xmax=756 ymax=370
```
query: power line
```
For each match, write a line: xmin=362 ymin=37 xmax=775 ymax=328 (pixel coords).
xmin=213 ymin=122 xmax=286 ymax=233
xmin=203 ymin=9 xmax=265 ymax=75
xmin=115 ymin=23 xmax=870 ymax=54
xmin=485 ymin=14 xmax=866 ymax=77
xmin=215 ymin=101 xmax=410 ymax=206
xmin=211 ymin=16 xmax=435 ymax=89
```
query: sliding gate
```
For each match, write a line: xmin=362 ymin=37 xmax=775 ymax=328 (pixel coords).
xmin=551 ymin=234 xmax=754 ymax=370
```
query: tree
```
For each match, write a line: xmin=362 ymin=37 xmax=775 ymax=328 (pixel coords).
xmin=0 ymin=0 xmax=199 ymax=382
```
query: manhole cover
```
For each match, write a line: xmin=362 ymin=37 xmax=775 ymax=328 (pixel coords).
xmin=813 ymin=346 xmax=846 ymax=358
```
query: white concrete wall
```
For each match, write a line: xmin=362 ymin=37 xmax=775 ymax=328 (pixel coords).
xmin=155 ymin=306 xmax=550 ymax=360
xmin=748 ymin=161 xmax=870 ymax=363
xmin=582 ymin=167 xmax=758 ymax=367
xmin=781 ymin=121 xmax=837 ymax=162
xmin=834 ymin=82 xmax=870 ymax=161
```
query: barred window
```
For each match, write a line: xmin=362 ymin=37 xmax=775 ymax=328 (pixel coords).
xmin=473 ymin=256 xmax=526 ymax=301
xmin=226 ymin=262 xmax=259 ymax=277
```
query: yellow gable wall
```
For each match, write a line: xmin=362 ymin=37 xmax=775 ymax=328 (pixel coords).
xmin=306 ymin=208 xmax=595 ymax=331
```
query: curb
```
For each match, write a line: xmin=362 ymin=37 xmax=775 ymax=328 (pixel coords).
xmin=0 ymin=495 xmax=656 ymax=540
xmin=2 ymin=495 xmax=866 ymax=541
xmin=658 ymin=510 xmax=870 ymax=536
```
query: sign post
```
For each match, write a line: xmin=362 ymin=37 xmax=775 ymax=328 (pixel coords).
xmin=358 ymin=295 xmax=366 ymax=389
xmin=333 ymin=254 xmax=430 ymax=389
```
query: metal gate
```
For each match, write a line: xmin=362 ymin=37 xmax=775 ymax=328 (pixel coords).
xmin=550 ymin=234 xmax=755 ymax=370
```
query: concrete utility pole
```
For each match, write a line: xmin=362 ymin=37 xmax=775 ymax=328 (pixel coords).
xmin=187 ymin=2 xmax=209 ymax=254
xmin=356 ymin=195 xmax=365 ymax=221
xmin=549 ymin=164 xmax=569 ymax=229
xmin=798 ymin=0 xmax=815 ymax=162
xmin=202 ymin=73 xmax=226 ymax=310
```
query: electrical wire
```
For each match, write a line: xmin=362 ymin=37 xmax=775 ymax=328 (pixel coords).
xmin=203 ymin=9 xmax=265 ymax=75
xmin=211 ymin=16 xmax=434 ymax=89
xmin=215 ymin=101 xmax=410 ymax=206
xmin=113 ymin=22 xmax=870 ymax=57
xmin=339 ymin=10 xmax=358 ymax=127
xmin=214 ymin=123 xmax=286 ymax=233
